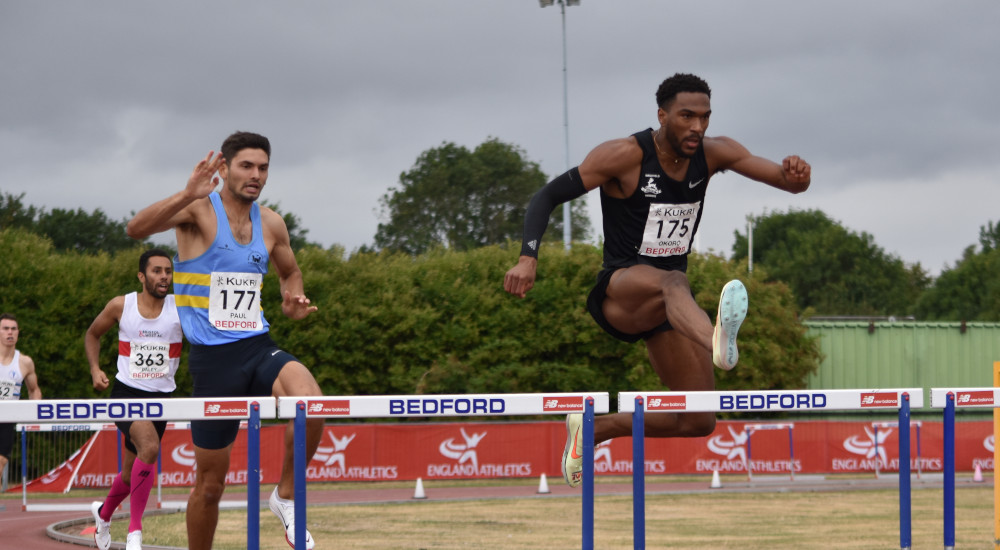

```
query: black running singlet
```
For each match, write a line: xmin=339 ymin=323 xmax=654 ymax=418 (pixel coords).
xmin=598 ymin=128 xmax=711 ymax=271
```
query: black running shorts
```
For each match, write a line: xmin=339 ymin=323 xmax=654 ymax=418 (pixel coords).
xmin=586 ymin=267 xmax=674 ymax=343
xmin=0 ymin=423 xmax=15 ymax=459
xmin=110 ymin=379 xmax=171 ymax=455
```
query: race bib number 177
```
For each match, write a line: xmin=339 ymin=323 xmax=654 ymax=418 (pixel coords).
xmin=209 ymin=272 xmax=263 ymax=331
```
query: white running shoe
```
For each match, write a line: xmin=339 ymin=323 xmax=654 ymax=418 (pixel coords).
xmin=561 ymin=413 xmax=584 ymax=488
xmin=269 ymin=487 xmax=315 ymax=549
xmin=125 ymin=530 xmax=142 ymax=550
xmin=712 ymin=279 xmax=748 ymax=371
xmin=91 ymin=501 xmax=111 ymax=550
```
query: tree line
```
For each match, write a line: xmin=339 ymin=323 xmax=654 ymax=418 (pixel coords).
xmin=1 ymin=227 xmax=817 ymax=401
xmin=731 ymin=210 xmax=1000 ymax=321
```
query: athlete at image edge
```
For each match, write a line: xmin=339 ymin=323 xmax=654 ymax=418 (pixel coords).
xmin=84 ymin=249 xmax=181 ymax=550
xmin=503 ymin=72 xmax=810 ymax=486
xmin=124 ymin=131 xmax=324 ymax=550
xmin=0 ymin=313 xmax=42 ymax=478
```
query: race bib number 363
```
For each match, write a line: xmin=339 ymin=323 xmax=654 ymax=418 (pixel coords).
xmin=209 ymin=272 xmax=263 ymax=331
xmin=129 ymin=341 xmax=170 ymax=379
xmin=640 ymin=202 xmax=701 ymax=257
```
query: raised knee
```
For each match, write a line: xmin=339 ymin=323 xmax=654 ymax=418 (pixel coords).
xmin=658 ymin=270 xmax=691 ymax=295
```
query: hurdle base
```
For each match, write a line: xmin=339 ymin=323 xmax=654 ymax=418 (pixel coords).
xmin=23 ymin=503 xmax=95 ymax=512
xmin=747 ymin=474 xmax=825 ymax=484
xmin=159 ymin=499 xmax=250 ymax=511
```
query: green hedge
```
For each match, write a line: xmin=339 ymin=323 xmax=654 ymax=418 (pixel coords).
xmin=1 ymin=228 xmax=819 ymax=403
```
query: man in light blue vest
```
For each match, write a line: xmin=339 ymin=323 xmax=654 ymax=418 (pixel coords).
xmin=127 ymin=132 xmax=323 ymax=550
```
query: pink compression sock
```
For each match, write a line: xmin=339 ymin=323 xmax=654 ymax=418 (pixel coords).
xmin=99 ymin=472 xmax=131 ymax=522
xmin=128 ymin=458 xmax=157 ymax=532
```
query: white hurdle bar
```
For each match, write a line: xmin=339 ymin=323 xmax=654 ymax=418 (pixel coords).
xmin=620 ymin=389 xmax=923 ymax=550
xmin=277 ymin=393 xmax=611 ymax=550
xmin=1 ymin=398 xmax=273 ymax=550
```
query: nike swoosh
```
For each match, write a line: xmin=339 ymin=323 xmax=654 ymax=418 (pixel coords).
xmin=271 ymin=350 xmax=280 ymax=356
xmin=688 ymin=178 xmax=705 ymax=189
xmin=570 ymin=426 xmax=583 ymax=459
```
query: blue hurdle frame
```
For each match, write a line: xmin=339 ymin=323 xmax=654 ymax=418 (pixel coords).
xmin=630 ymin=392 xmax=914 ymax=550
xmin=942 ymin=392 xmax=956 ymax=550
xmin=292 ymin=397 xmax=600 ymax=550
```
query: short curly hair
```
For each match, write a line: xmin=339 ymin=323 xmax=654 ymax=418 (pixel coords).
xmin=655 ymin=73 xmax=711 ymax=109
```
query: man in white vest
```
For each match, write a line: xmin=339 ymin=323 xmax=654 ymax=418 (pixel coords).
xmin=85 ymin=249 xmax=183 ymax=550
xmin=0 ymin=313 xmax=42 ymax=481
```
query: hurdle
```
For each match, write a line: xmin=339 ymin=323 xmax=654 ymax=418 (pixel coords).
xmin=14 ymin=422 xmax=120 ymax=510
xmin=872 ymin=421 xmax=923 ymax=480
xmin=931 ymin=387 xmax=1000 ymax=550
xmin=621 ymin=389 xmax=923 ymax=550
xmin=0 ymin=397 xmax=272 ymax=549
xmin=12 ymin=422 xmax=198 ymax=511
xmin=744 ymin=422 xmax=795 ymax=481
xmin=277 ymin=393 xmax=610 ymax=550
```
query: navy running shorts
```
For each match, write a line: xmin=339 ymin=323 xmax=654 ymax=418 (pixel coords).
xmin=188 ymin=333 xmax=298 ymax=450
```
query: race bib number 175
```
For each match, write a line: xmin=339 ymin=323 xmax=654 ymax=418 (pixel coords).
xmin=640 ymin=202 xmax=701 ymax=257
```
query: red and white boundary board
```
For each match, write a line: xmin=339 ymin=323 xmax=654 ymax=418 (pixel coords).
xmin=14 ymin=417 xmax=989 ymax=492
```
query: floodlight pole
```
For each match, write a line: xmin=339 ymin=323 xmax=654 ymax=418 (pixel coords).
xmin=541 ymin=0 xmax=578 ymax=250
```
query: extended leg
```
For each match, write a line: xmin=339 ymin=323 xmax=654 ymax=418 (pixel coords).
xmin=186 ymin=444 xmax=233 ymax=550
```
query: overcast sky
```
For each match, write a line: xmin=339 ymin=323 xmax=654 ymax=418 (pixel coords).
xmin=2 ymin=1 xmax=997 ymax=276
